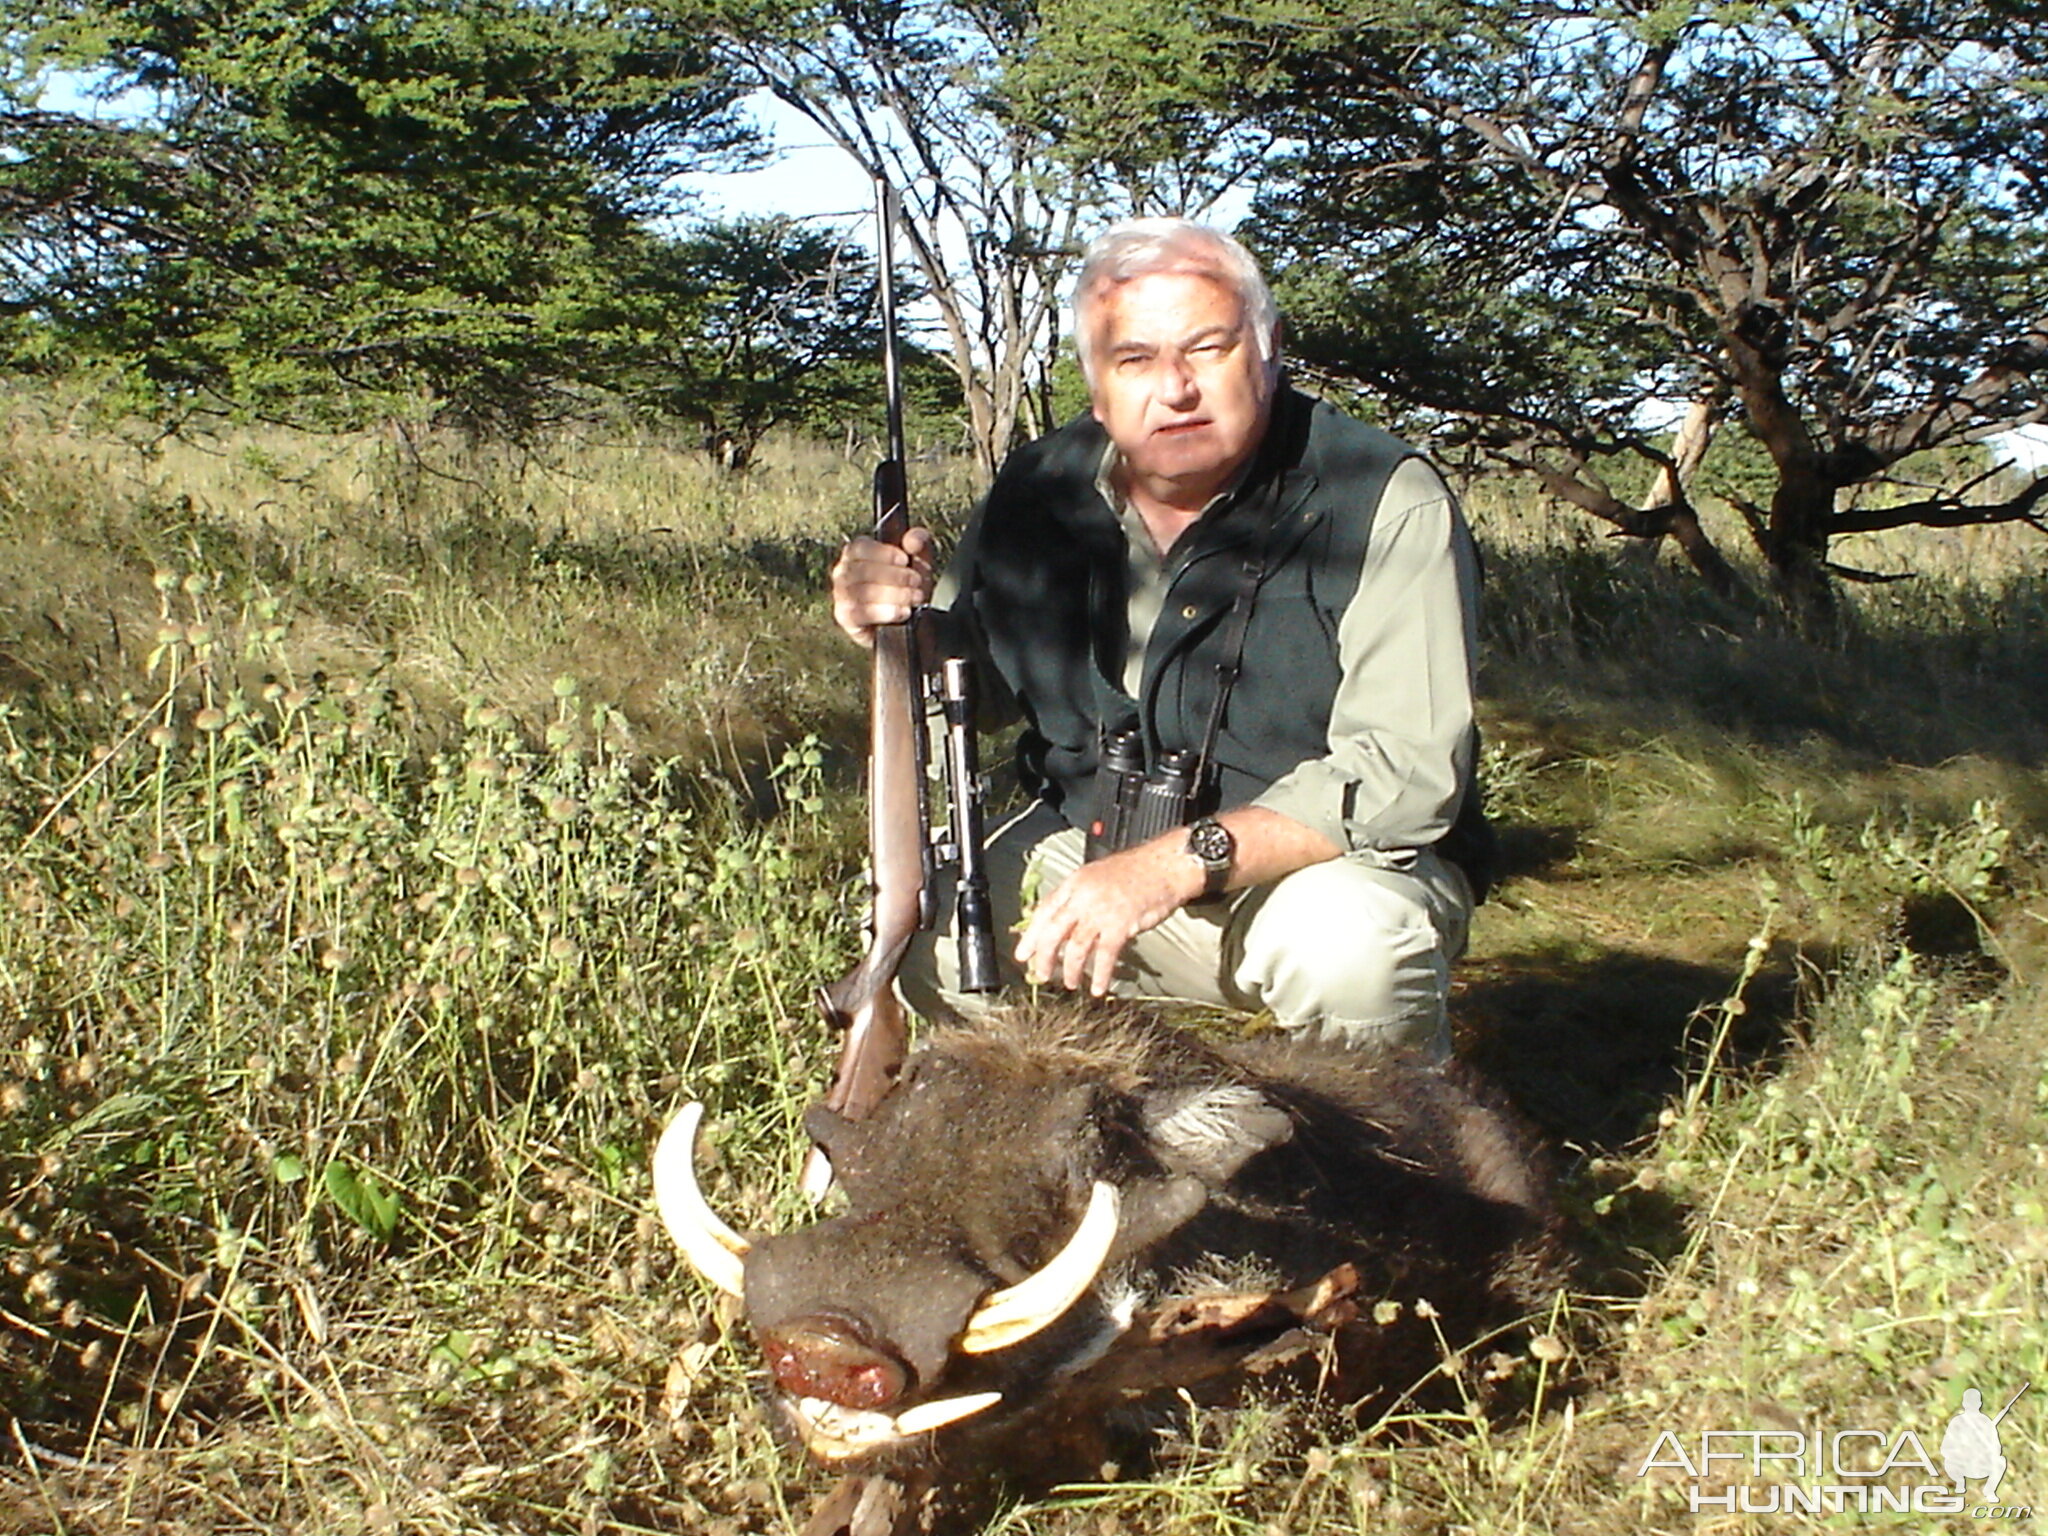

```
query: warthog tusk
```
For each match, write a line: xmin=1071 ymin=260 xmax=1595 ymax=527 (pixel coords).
xmin=958 ymin=1181 xmax=1121 ymax=1354
xmin=652 ymin=1102 xmax=749 ymax=1298
xmin=892 ymin=1391 xmax=1004 ymax=1436
xmin=790 ymin=1390 xmax=1007 ymax=1460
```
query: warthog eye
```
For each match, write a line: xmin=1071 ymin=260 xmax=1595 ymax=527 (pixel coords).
xmin=759 ymin=1318 xmax=911 ymax=1410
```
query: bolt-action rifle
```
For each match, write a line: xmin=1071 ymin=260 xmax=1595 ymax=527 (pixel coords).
xmin=804 ymin=181 xmax=998 ymax=1196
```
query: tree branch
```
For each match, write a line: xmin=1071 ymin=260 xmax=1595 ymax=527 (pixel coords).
xmin=1827 ymin=475 xmax=2048 ymax=537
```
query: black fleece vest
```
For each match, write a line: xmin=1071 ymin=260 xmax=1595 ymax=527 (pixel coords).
xmin=962 ymin=386 xmax=1415 ymax=824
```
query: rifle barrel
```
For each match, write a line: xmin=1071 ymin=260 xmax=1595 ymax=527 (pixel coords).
xmin=1991 ymin=1382 xmax=2030 ymax=1425
xmin=877 ymin=181 xmax=907 ymax=473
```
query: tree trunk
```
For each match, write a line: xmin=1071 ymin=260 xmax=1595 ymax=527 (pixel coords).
xmin=1639 ymin=393 xmax=1752 ymax=603
xmin=1661 ymin=503 xmax=1751 ymax=604
xmin=1761 ymin=474 xmax=1838 ymax=636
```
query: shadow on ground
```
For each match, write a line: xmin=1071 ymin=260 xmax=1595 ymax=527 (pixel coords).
xmin=1453 ymin=942 xmax=1803 ymax=1154
xmin=1448 ymin=932 xmax=1814 ymax=1305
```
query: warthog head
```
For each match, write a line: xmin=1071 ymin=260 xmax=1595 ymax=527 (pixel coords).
xmin=656 ymin=1005 xmax=1560 ymax=1472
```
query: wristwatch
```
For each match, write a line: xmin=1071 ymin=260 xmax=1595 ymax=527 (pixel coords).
xmin=1185 ymin=816 xmax=1235 ymax=901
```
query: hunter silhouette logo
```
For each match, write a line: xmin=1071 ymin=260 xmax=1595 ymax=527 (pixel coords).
xmin=1636 ymin=1381 xmax=2033 ymax=1518
xmin=1944 ymin=1385 xmax=2029 ymax=1504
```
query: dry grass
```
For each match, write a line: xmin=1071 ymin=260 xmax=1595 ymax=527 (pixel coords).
xmin=1 ymin=405 xmax=2044 ymax=1535
xmin=0 ymin=403 xmax=982 ymax=778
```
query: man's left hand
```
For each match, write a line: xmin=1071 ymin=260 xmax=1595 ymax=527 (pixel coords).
xmin=1013 ymin=838 xmax=1204 ymax=996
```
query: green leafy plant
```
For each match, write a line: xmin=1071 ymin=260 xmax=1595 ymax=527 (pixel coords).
xmin=324 ymin=1160 xmax=403 ymax=1244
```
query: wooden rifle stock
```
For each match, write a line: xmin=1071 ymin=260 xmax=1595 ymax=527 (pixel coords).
xmin=803 ymin=184 xmax=927 ymax=1198
xmin=808 ymin=499 xmax=923 ymax=1144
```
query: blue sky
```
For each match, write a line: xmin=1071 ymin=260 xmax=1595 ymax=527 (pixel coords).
xmin=670 ymin=93 xmax=871 ymax=225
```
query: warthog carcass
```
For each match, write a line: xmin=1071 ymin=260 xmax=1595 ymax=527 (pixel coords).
xmin=656 ymin=1004 xmax=1563 ymax=1533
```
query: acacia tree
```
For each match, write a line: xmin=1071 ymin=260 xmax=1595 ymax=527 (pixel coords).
xmin=620 ymin=215 xmax=892 ymax=467
xmin=699 ymin=0 xmax=1136 ymax=479
xmin=696 ymin=0 xmax=1307 ymax=480
xmin=0 ymin=0 xmax=755 ymax=434
xmin=1003 ymin=0 xmax=1282 ymax=219
xmin=1239 ymin=0 xmax=2048 ymax=624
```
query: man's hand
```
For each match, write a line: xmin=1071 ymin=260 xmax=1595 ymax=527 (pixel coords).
xmin=831 ymin=527 xmax=937 ymax=646
xmin=1014 ymin=836 xmax=1206 ymax=996
xmin=1015 ymin=807 xmax=1345 ymax=997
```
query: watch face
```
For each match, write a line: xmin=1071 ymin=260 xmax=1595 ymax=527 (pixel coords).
xmin=1189 ymin=818 xmax=1233 ymax=867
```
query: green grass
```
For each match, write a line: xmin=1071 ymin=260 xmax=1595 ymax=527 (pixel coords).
xmin=1 ymin=406 xmax=2045 ymax=1534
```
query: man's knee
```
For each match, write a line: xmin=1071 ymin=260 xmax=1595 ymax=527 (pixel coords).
xmin=1231 ymin=856 xmax=1467 ymax=1053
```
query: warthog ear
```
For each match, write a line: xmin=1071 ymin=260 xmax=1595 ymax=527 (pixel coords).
xmin=1142 ymin=1084 xmax=1294 ymax=1184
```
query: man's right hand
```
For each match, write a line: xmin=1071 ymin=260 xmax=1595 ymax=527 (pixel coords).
xmin=831 ymin=527 xmax=938 ymax=647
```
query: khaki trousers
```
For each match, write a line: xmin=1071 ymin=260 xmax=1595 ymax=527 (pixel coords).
xmin=900 ymin=803 xmax=1473 ymax=1055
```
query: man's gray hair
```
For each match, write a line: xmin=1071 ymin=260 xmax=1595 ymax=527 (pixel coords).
xmin=1073 ymin=219 xmax=1282 ymax=383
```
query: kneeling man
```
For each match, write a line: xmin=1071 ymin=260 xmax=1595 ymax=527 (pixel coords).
xmin=830 ymin=218 xmax=1489 ymax=1054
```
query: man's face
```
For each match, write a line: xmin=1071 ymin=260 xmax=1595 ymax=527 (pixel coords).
xmin=1085 ymin=268 xmax=1276 ymax=511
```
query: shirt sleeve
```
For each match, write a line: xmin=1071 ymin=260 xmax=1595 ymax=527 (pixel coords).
xmin=1248 ymin=456 xmax=1480 ymax=859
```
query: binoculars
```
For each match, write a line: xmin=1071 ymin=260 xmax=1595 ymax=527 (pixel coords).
xmin=1086 ymin=730 xmax=1202 ymax=858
